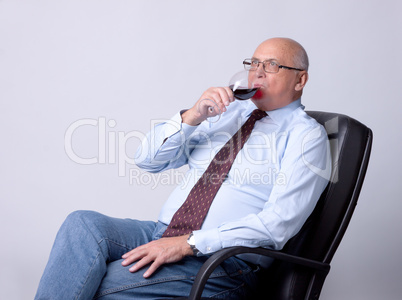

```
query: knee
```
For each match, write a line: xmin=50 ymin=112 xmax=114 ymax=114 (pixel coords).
xmin=63 ymin=210 xmax=103 ymax=230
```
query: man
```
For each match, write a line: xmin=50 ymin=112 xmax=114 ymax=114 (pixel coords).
xmin=35 ymin=37 xmax=331 ymax=299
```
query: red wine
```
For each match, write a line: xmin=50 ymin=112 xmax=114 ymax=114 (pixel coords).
xmin=229 ymin=85 xmax=258 ymax=100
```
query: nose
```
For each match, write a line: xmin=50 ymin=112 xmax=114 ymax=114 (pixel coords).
xmin=255 ymin=62 xmax=265 ymax=77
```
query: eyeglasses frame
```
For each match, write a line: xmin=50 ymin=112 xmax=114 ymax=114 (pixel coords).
xmin=243 ymin=58 xmax=305 ymax=73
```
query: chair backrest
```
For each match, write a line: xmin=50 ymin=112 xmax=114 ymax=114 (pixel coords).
xmin=262 ymin=111 xmax=373 ymax=299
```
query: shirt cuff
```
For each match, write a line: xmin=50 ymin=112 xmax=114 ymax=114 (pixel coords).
xmin=193 ymin=228 xmax=222 ymax=255
xmin=163 ymin=111 xmax=198 ymax=144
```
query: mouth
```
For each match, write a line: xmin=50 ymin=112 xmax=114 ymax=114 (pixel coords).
xmin=252 ymin=89 xmax=264 ymax=100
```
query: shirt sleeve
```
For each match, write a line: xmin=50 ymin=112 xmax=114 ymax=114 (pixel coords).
xmin=134 ymin=111 xmax=198 ymax=173
xmin=193 ymin=123 xmax=332 ymax=254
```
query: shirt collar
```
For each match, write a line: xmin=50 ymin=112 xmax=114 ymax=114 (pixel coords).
xmin=243 ymin=98 xmax=304 ymax=123
xmin=246 ymin=99 xmax=304 ymax=124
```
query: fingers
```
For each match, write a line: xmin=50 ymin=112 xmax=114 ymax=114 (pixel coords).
xmin=129 ymin=256 xmax=163 ymax=278
xmin=121 ymin=249 xmax=140 ymax=267
xmin=120 ymin=236 xmax=190 ymax=278
xmin=129 ymin=255 xmax=154 ymax=274
xmin=182 ymin=86 xmax=234 ymax=125
xmin=121 ymin=246 xmax=156 ymax=277
xmin=202 ymin=87 xmax=234 ymax=113
xmin=142 ymin=260 xmax=162 ymax=278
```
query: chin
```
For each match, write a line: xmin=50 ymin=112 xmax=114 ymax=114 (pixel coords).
xmin=251 ymin=90 xmax=270 ymax=104
xmin=251 ymin=95 xmax=279 ymax=111
xmin=251 ymin=99 xmax=267 ymax=110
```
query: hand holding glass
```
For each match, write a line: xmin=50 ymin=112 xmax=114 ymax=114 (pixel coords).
xmin=198 ymin=70 xmax=258 ymax=123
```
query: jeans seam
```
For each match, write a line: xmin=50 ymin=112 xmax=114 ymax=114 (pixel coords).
xmin=102 ymin=238 xmax=133 ymax=260
xmin=93 ymin=270 xmax=230 ymax=298
xmin=93 ymin=274 xmax=190 ymax=298
xmin=94 ymin=258 xmax=254 ymax=298
xmin=76 ymin=250 xmax=102 ymax=300
xmin=104 ymin=238 xmax=134 ymax=250
xmin=209 ymin=282 xmax=246 ymax=298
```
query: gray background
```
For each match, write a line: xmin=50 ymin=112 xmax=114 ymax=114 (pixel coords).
xmin=1 ymin=0 xmax=401 ymax=299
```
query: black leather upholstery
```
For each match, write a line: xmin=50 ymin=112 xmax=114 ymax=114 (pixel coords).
xmin=179 ymin=111 xmax=373 ymax=300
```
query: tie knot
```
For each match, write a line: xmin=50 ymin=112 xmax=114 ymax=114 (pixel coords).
xmin=251 ymin=109 xmax=267 ymax=121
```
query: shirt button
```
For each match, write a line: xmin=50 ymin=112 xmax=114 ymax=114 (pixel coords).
xmin=207 ymin=247 xmax=212 ymax=251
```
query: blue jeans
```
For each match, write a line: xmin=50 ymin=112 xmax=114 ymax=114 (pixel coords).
xmin=35 ymin=211 xmax=259 ymax=299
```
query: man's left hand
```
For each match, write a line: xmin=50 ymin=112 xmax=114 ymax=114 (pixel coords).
xmin=121 ymin=234 xmax=193 ymax=278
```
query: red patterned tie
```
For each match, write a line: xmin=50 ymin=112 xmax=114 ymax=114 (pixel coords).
xmin=162 ymin=109 xmax=267 ymax=237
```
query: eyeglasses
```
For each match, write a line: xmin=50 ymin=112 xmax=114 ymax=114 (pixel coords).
xmin=243 ymin=58 xmax=304 ymax=73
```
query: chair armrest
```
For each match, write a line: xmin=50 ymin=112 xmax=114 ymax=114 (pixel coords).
xmin=187 ymin=246 xmax=330 ymax=300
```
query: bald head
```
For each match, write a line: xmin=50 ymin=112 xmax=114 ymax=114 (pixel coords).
xmin=256 ymin=38 xmax=309 ymax=71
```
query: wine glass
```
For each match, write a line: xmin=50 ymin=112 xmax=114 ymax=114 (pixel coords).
xmin=228 ymin=70 xmax=259 ymax=100
xmin=198 ymin=70 xmax=259 ymax=123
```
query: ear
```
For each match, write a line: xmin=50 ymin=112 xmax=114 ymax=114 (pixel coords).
xmin=295 ymin=71 xmax=308 ymax=92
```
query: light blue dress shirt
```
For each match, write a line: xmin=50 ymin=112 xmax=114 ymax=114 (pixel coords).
xmin=135 ymin=99 xmax=331 ymax=267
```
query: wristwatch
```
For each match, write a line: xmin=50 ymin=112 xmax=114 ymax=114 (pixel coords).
xmin=187 ymin=232 xmax=200 ymax=256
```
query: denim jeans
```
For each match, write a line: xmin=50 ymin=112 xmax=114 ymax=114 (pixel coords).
xmin=35 ymin=210 xmax=259 ymax=299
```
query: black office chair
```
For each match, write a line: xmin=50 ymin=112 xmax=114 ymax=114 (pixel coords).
xmin=181 ymin=111 xmax=373 ymax=300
